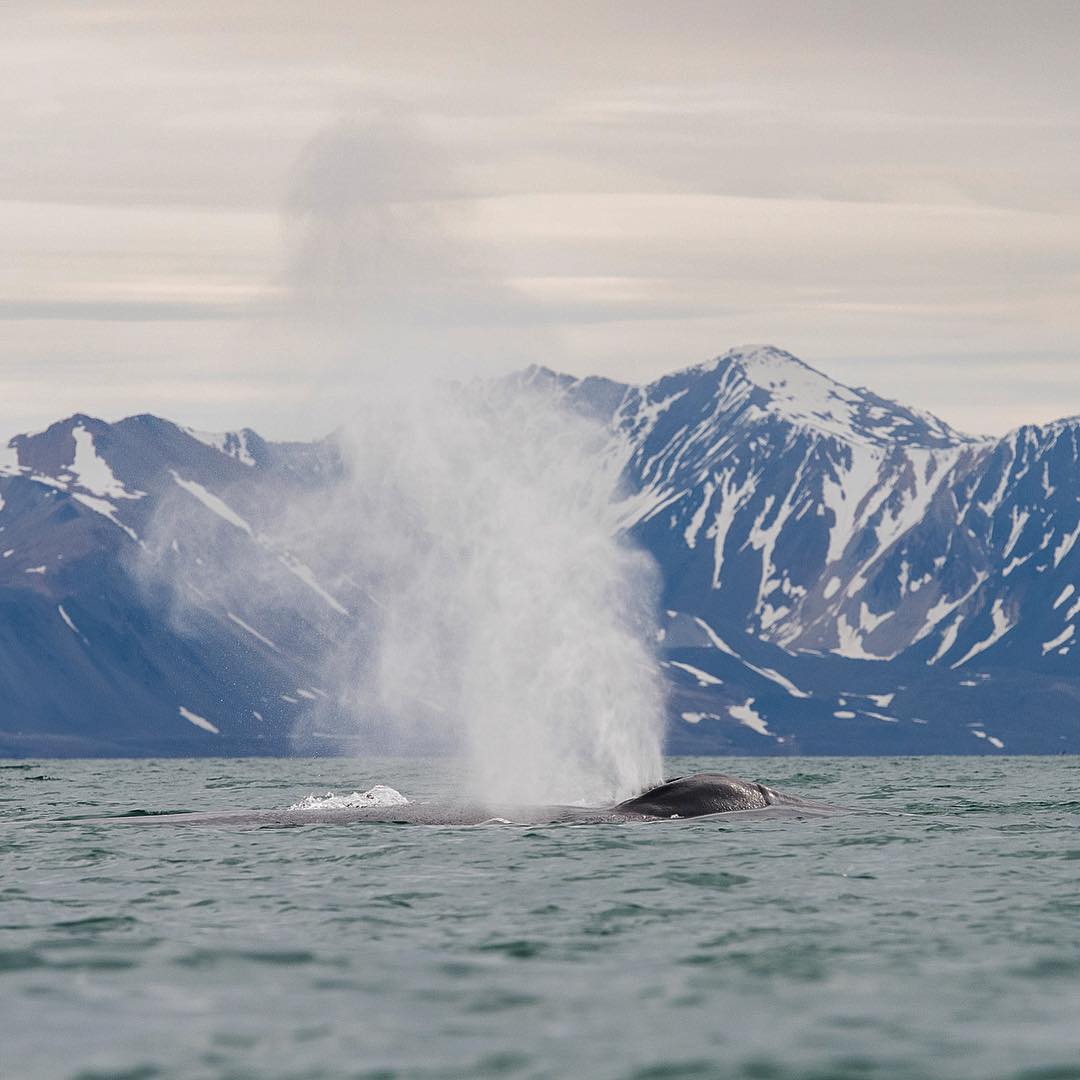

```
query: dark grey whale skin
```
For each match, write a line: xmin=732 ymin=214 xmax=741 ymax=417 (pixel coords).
xmin=615 ymin=772 xmax=778 ymax=817
xmin=113 ymin=773 xmax=843 ymax=828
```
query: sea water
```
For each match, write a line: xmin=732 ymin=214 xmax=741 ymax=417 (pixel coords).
xmin=2 ymin=755 xmax=1079 ymax=1080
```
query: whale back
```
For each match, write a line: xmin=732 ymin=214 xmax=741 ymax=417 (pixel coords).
xmin=99 ymin=771 xmax=844 ymax=828
xmin=614 ymin=772 xmax=774 ymax=818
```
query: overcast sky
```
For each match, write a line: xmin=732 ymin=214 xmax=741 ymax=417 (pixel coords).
xmin=4 ymin=1 xmax=1080 ymax=439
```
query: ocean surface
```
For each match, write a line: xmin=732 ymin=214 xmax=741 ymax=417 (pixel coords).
xmin=2 ymin=755 xmax=1079 ymax=1080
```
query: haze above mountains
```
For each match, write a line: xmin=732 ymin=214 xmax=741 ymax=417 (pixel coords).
xmin=3 ymin=345 xmax=1079 ymax=758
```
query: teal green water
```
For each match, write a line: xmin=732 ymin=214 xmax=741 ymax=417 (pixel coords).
xmin=2 ymin=756 xmax=1080 ymax=1080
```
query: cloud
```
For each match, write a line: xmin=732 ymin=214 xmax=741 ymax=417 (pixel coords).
xmin=1 ymin=2 xmax=1079 ymax=437
xmin=0 ymin=301 xmax=248 ymax=321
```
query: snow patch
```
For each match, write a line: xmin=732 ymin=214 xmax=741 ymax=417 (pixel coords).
xmin=185 ymin=427 xmax=257 ymax=467
xmin=170 ymin=471 xmax=253 ymax=535
xmin=72 ymin=493 xmax=139 ymax=542
xmin=729 ymin=698 xmax=771 ymax=736
xmin=668 ymin=661 xmax=722 ymax=687
xmin=1002 ymin=507 xmax=1030 ymax=559
xmin=689 ymin=615 xmax=810 ymax=697
xmin=70 ymin=426 xmax=142 ymax=500
xmin=1042 ymin=625 xmax=1074 ymax=655
xmin=58 ymin=604 xmax=89 ymax=645
xmin=832 ymin=614 xmax=887 ymax=661
xmin=928 ymin=613 xmax=963 ymax=660
xmin=683 ymin=479 xmax=714 ymax=550
xmin=821 ymin=447 xmax=882 ymax=564
xmin=226 ymin=612 xmax=279 ymax=651
xmin=733 ymin=346 xmax=865 ymax=443
xmin=859 ymin=601 xmax=892 ymax=635
xmin=950 ymin=599 xmax=1016 ymax=669
xmin=179 ymin=706 xmax=219 ymax=734
xmin=706 ymin=471 xmax=756 ymax=585
xmin=1054 ymin=520 xmax=1080 ymax=568
xmin=276 ymin=553 xmax=351 ymax=616
xmin=913 ymin=573 xmax=988 ymax=650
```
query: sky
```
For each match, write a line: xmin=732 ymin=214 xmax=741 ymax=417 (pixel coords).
xmin=4 ymin=0 xmax=1080 ymax=439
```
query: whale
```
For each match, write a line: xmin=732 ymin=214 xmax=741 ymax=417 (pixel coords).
xmin=110 ymin=772 xmax=843 ymax=827
xmin=615 ymin=772 xmax=785 ymax=816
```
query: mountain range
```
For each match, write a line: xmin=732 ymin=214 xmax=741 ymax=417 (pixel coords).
xmin=3 ymin=345 xmax=1079 ymax=757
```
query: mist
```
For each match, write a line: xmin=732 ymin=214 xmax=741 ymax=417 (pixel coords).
xmin=260 ymin=113 xmax=555 ymax=410
xmin=137 ymin=113 xmax=668 ymax=805
xmin=285 ymin=378 xmax=665 ymax=804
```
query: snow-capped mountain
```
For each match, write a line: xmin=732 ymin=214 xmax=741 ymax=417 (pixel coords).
xmin=3 ymin=346 xmax=1080 ymax=757
xmin=609 ymin=346 xmax=982 ymax=655
xmin=0 ymin=414 xmax=349 ymax=756
xmin=538 ymin=346 xmax=1080 ymax=754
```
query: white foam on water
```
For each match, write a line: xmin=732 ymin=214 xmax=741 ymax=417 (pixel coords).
xmin=288 ymin=785 xmax=409 ymax=811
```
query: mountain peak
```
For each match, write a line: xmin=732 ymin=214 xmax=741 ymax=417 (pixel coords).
xmin=723 ymin=344 xmax=838 ymax=392
xmin=723 ymin=344 xmax=859 ymax=426
xmin=707 ymin=344 xmax=972 ymax=449
xmin=723 ymin=343 xmax=813 ymax=373
xmin=19 ymin=412 xmax=110 ymax=440
xmin=182 ymin=425 xmax=262 ymax=467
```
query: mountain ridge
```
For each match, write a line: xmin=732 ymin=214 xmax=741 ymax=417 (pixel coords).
xmin=2 ymin=346 xmax=1079 ymax=757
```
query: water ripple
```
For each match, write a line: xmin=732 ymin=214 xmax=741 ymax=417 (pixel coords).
xmin=2 ymin=755 xmax=1079 ymax=1079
